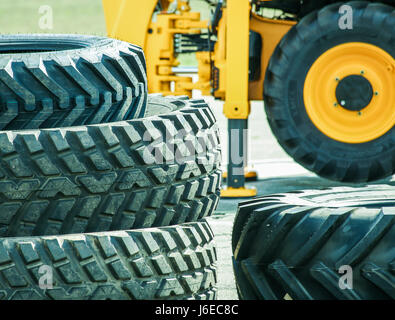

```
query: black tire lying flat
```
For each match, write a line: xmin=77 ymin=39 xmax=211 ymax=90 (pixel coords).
xmin=264 ymin=2 xmax=395 ymax=183
xmin=233 ymin=185 xmax=395 ymax=300
xmin=0 ymin=34 xmax=147 ymax=130
xmin=0 ymin=220 xmax=217 ymax=300
xmin=0 ymin=96 xmax=221 ymax=237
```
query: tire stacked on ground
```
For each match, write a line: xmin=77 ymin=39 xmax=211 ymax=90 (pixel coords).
xmin=232 ymin=185 xmax=395 ymax=300
xmin=0 ymin=35 xmax=221 ymax=300
xmin=0 ymin=221 xmax=218 ymax=300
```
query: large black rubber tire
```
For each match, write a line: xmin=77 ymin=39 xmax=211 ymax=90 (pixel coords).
xmin=233 ymin=185 xmax=395 ymax=300
xmin=0 ymin=96 xmax=221 ymax=237
xmin=0 ymin=34 xmax=147 ymax=130
xmin=264 ymin=2 xmax=395 ymax=183
xmin=0 ymin=220 xmax=217 ymax=300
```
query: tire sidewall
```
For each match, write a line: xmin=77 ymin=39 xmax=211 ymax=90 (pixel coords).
xmin=0 ymin=34 xmax=114 ymax=59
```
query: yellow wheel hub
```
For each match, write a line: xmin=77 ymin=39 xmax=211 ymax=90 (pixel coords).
xmin=304 ymin=42 xmax=395 ymax=144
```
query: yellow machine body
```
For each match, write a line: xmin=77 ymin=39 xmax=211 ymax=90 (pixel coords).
xmin=102 ymin=0 xmax=295 ymax=117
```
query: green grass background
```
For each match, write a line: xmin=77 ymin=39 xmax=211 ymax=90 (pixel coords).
xmin=0 ymin=0 xmax=106 ymax=34
xmin=0 ymin=0 xmax=210 ymax=34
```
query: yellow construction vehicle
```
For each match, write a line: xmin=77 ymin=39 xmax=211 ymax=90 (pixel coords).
xmin=103 ymin=0 xmax=395 ymax=197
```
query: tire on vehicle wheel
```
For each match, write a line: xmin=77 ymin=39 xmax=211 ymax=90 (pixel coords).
xmin=233 ymin=185 xmax=395 ymax=300
xmin=264 ymin=2 xmax=395 ymax=183
xmin=0 ymin=95 xmax=221 ymax=237
xmin=0 ymin=34 xmax=147 ymax=130
xmin=0 ymin=220 xmax=217 ymax=300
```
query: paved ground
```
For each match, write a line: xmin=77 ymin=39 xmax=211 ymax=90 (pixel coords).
xmin=197 ymin=95 xmax=394 ymax=300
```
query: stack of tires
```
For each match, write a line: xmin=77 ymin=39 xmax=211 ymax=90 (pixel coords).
xmin=0 ymin=35 xmax=221 ymax=300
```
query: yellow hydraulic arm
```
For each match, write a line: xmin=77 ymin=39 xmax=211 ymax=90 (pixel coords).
xmin=220 ymin=0 xmax=257 ymax=197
